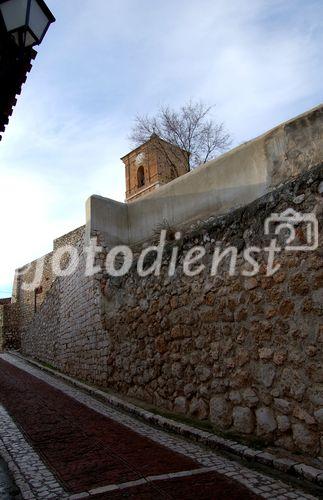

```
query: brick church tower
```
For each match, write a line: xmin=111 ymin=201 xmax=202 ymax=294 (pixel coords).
xmin=121 ymin=134 xmax=189 ymax=202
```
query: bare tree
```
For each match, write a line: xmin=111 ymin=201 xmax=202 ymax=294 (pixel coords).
xmin=129 ymin=101 xmax=231 ymax=174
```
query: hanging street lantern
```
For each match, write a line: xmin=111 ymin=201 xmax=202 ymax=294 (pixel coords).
xmin=0 ymin=0 xmax=55 ymax=49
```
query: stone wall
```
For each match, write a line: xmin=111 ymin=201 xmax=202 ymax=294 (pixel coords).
xmin=21 ymin=232 xmax=108 ymax=384
xmin=20 ymin=164 xmax=323 ymax=457
xmin=99 ymin=164 xmax=322 ymax=457
xmin=0 ymin=300 xmax=18 ymax=350
xmin=53 ymin=225 xmax=85 ymax=251
xmin=3 ymin=226 xmax=85 ymax=347
xmin=0 ymin=305 xmax=4 ymax=351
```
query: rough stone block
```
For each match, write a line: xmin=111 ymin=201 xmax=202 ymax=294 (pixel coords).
xmin=232 ymin=406 xmax=254 ymax=434
xmin=256 ymin=407 xmax=277 ymax=435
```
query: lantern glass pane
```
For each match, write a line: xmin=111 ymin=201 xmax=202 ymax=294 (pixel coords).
xmin=29 ymin=0 xmax=48 ymax=40
xmin=0 ymin=0 xmax=28 ymax=32
xmin=25 ymin=28 xmax=36 ymax=46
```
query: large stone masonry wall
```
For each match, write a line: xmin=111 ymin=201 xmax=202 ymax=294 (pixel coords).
xmin=21 ymin=232 xmax=108 ymax=384
xmin=99 ymin=164 xmax=322 ymax=457
xmin=0 ymin=300 xmax=18 ymax=350
xmin=0 ymin=303 xmax=5 ymax=350
xmin=20 ymin=163 xmax=323 ymax=457
xmin=6 ymin=226 xmax=85 ymax=347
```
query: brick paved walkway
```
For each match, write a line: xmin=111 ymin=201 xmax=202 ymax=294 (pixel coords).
xmin=0 ymin=354 xmax=318 ymax=499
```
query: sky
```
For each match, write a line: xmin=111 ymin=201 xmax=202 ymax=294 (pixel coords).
xmin=0 ymin=0 xmax=322 ymax=297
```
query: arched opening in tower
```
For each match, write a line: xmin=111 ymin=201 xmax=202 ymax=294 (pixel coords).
xmin=137 ymin=166 xmax=145 ymax=187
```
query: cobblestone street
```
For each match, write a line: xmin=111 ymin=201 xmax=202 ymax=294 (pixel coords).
xmin=0 ymin=457 xmax=21 ymax=499
xmin=0 ymin=353 xmax=319 ymax=499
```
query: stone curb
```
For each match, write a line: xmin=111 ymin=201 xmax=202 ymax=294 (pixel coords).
xmin=9 ymin=351 xmax=323 ymax=489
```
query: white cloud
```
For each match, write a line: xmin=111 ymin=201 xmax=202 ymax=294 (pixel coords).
xmin=0 ymin=168 xmax=57 ymax=292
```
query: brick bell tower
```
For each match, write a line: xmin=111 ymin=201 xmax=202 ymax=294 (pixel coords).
xmin=121 ymin=134 xmax=189 ymax=202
